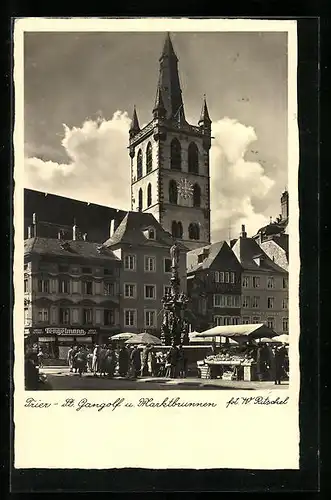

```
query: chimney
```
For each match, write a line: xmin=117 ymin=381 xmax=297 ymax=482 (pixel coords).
xmin=110 ymin=219 xmax=115 ymax=238
xmin=32 ymin=213 xmax=37 ymax=237
xmin=73 ymin=224 xmax=77 ymax=241
xmin=281 ymin=190 xmax=289 ymax=220
xmin=27 ymin=226 xmax=32 ymax=238
xmin=240 ymin=224 xmax=247 ymax=238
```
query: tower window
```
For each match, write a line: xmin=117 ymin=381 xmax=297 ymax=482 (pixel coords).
xmin=188 ymin=223 xmax=200 ymax=240
xmin=137 ymin=149 xmax=143 ymax=179
xmin=146 ymin=142 xmax=153 ymax=174
xmin=193 ymin=183 xmax=201 ymax=207
xmin=138 ymin=188 xmax=143 ymax=211
xmin=169 ymin=180 xmax=178 ymax=204
xmin=188 ymin=142 xmax=199 ymax=174
xmin=170 ymin=138 xmax=181 ymax=170
xmin=171 ymin=221 xmax=183 ymax=239
xmin=147 ymin=183 xmax=152 ymax=207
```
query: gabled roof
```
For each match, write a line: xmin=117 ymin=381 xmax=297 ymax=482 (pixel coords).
xmin=24 ymin=237 xmax=120 ymax=261
xmin=187 ymin=240 xmax=239 ymax=273
xmin=102 ymin=211 xmax=187 ymax=250
xmin=261 ymin=234 xmax=289 ymax=255
xmin=232 ymin=236 xmax=286 ymax=273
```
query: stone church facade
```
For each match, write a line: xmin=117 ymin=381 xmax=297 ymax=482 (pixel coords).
xmin=128 ymin=33 xmax=212 ymax=250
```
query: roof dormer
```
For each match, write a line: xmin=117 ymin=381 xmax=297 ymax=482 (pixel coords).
xmin=253 ymin=254 xmax=264 ymax=266
xmin=143 ymin=226 xmax=156 ymax=240
xmin=197 ymin=247 xmax=209 ymax=263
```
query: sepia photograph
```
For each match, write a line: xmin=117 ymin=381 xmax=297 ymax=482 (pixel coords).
xmin=22 ymin=28 xmax=291 ymax=392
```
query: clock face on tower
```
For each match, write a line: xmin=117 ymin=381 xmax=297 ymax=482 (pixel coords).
xmin=177 ymin=178 xmax=194 ymax=199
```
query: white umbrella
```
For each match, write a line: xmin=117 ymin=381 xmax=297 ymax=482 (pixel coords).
xmin=272 ymin=334 xmax=289 ymax=344
xmin=125 ymin=332 xmax=162 ymax=345
xmin=109 ymin=332 xmax=135 ymax=341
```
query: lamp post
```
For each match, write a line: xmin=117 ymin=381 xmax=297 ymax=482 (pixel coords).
xmin=161 ymin=243 xmax=190 ymax=346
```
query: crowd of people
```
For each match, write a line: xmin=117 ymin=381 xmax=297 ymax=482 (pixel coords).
xmin=256 ymin=342 xmax=289 ymax=384
xmin=66 ymin=342 xmax=188 ymax=379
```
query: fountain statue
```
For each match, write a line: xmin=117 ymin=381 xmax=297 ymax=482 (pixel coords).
xmin=161 ymin=242 xmax=190 ymax=346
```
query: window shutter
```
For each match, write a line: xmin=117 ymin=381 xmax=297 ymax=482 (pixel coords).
xmin=72 ymin=280 xmax=79 ymax=293
xmin=50 ymin=307 xmax=57 ymax=324
xmin=95 ymin=309 xmax=102 ymax=324
xmin=72 ymin=308 xmax=79 ymax=323
xmin=51 ymin=278 xmax=57 ymax=293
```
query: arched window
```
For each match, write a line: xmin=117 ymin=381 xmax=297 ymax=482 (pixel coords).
xmin=193 ymin=184 xmax=201 ymax=207
xmin=188 ymin=223 xmax=200 ymax=240
xmin=171 ymin=221 xmax=183 ymax=239
xmin=170 ymin=138 xmax=181 ymax=170
xmin=138 ymin=188 xmax=143 ymax=211
xmin=147 ymin=183 xmax=152 ymax=207
xmin=188 ymin=142 xmax=199 ymax=174
xmin=137 ymin=149 xmax=143 ymax=179
xmin=169 ymin=180 xmax=178 ymax=204
xmin=146 ymin=142 xmax=153 ymax=174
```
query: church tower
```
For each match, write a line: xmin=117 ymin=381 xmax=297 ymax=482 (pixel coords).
xmin=129 ymin=33 xmax=211 ymax=250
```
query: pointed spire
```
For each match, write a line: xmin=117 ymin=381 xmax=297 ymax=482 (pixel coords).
xmin=155 ymin=32 xmax=185 ymax=120
xmin=160 ymin=32 xmax=178 ymax=62
xmin=129 ymin=105 xmax=140 ymax=138
xmin=198 ymin=95 xmax=211 ymax=125
xmin=153 ymin=84 xmax=166 ymax=119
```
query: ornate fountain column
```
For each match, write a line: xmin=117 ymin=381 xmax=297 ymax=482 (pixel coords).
xmin=161 ymin=243 xmax=190 ymax=346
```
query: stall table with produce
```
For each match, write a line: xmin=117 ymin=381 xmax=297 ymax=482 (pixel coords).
xmin=198 ymin=353 xmax=256 ymax=381
xmin=195 ymin=323 xmax=278 ymax=382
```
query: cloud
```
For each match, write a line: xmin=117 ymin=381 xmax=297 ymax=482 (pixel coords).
xmin=210 ymin=117 xmax=275 ymax=241
xmin=25 ymin=113 xmax=276 ymax=240
xmin=25 ymin=111 xmax=131 ymax=210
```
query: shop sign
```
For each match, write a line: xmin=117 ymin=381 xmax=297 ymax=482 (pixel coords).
xmin=26 ymin=328 xmax=44 ymax=336
xmin=39 ymin=336 xmax=56 ymax=342
xmin=44 ymin=327 xmax=98 ymax=336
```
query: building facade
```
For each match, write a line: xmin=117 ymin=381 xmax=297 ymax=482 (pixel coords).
xmin=253 ymin=190 xmax=289 ymax=271
xmin=102 ymin=211 xmax=187 ymax=334
xmin=232 ymin=226 xmax=289 ymax=335
xmin=128 ymin=33 xmax=211 ymax=250
xmin=187 ymin=242 xmax=242 ymax=331
xmin=24 ymin=222 xmax=121 ymax=359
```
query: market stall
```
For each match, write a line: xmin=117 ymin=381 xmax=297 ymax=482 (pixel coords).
xmin=195 ymin=324 xmax=277 ymax=381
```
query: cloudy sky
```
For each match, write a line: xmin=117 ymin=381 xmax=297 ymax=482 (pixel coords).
xmin=24 ymin=30 xmax=288 ymax=241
